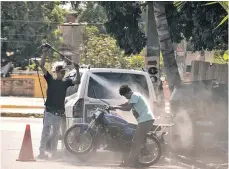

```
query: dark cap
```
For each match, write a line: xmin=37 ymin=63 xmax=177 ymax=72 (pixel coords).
xmin=55 ymin=65 xmax=66 ymax=72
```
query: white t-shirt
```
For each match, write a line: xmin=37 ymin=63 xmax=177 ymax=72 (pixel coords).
xmin=129 ymin=92 xmax=155 ymax=123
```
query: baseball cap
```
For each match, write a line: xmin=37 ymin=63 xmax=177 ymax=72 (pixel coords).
xmin=55 ymin=65 xmax=66 ymax=72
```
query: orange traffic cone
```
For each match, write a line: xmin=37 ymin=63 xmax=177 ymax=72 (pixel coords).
xmin=16 ymin=124 xmax=36 ymax=161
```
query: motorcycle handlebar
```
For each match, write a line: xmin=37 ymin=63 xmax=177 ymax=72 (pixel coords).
xmin=104 ymin=105 xmax=112 ymax=112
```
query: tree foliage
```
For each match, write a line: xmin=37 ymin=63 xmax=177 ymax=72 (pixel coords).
xmin=168 ymin=2 xmax=228 ymax=51
xmin=174 ymin=1 xmax=228 ymax=30
xmin=126 ymin=55 xmax=145 ymax=69
xmin=213 ymin=50 xmax=228 ymax=64
xmin=77 ymin=2 xmax=107 ymax=23
xmin=61 ymin=1 xmax=107 ymax=24
xmin=81 ymin=26 xmax=144 ymax=69
xmin=96 ymin=2 xmax=228 ymax=54
xmin=99 ymin=2 xmax=146 ymax=55
xmin=66 ymin=1 xmax=147 ymax=55
xmin=1 ymin=1 xmax=67 ymax=68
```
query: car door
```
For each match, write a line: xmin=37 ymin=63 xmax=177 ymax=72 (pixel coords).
xmin=64 ymin=71 xmax=84 ymax=127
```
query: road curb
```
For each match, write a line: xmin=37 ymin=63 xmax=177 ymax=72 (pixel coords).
xmin=1 ymin=112 xmax=43 ymax=118
xmin=0 ymin=105 xmax=44 ymax=109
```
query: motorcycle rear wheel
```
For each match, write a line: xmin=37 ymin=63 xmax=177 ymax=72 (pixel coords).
xmin=64 ymin=124 xmax=94 ymax=156
xmin=137 ymin=134 xmax=162 ymax=167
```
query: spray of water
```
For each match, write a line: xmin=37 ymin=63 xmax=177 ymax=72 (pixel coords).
xmin=89 ymin=73 xmax=124 ymax=100
xmin=89 ymin=73 xmax=154 ymax=123
xmin=169 ymin=82 xmax=228 ymax=161
xmin=172 ymin=108 xmax=193 ymax=149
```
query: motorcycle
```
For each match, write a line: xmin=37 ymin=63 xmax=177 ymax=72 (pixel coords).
xmin=64 ymin=101 xmax=171 ymax=167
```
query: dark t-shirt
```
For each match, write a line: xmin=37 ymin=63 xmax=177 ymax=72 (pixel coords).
xmin=44 ymin=72 xmax=74 ymax=111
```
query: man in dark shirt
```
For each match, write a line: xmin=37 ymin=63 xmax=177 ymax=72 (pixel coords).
xmin=34 ymin=47 xmax=80 ymax=159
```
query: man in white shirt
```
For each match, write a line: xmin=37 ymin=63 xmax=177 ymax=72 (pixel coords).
xmin=111 ymin=85 xmax=155 ymax=167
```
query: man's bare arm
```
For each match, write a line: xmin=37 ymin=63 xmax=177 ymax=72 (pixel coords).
xmin=118 ymin=102 xmax=129 ymax=107
xmin=72 ymin=63 xmax=81 ymax=85
xmin=113 ymin=102 xmax=133 ymax=111
xmin=34 ymin=48 xmax=48 ymax=75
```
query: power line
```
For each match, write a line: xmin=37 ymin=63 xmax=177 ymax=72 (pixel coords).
xmin=2 ymin=39 xmax=84 ymax=43
xmin=2 ymin=34 xmax=45 ymax=37
xmin=1 ymin=19 xmax=62 ymax=24
xmin=2 ymin=40 xmax=36 ymax=43
xmin=1 ymin=19 xmax=104 ymax=25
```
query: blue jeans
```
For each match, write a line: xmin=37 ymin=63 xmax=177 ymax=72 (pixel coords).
xmin=39 ymin=110 xmax=62 ymax=154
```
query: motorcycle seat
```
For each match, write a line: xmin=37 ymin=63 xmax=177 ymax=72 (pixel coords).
xmin=128 ymin=123 xmax=137 ymax=129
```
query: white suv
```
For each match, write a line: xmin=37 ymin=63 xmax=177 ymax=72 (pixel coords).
xmin=64 ymin=67 xmax=157 ymax=129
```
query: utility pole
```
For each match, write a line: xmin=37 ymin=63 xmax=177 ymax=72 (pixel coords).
xmin=145 ymin=2 xmax=160 ymax=86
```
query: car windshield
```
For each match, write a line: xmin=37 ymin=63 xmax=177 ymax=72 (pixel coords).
xmin=87 ymin=72 xmax=149 ymax=99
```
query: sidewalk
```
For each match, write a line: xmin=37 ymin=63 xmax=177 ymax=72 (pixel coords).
xmin=0 ymin=96 xmax=45 ymax=108
xmin=1 ymin=96 xmax=45 ymax=117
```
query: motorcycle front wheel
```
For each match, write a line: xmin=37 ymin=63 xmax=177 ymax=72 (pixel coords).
xmin=138 ymin=134 xmax=162 ymax=167
xmin=64 ymin=124 xmax=94 ymax=156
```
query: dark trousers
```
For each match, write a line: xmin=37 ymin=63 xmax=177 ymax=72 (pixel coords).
xmin=127 ymin=120 xmax=154 ymax=164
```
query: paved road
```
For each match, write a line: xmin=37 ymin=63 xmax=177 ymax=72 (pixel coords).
xmin=0 ymin=117 xmax=190 ymax=169
xmin=1 ymin=108 xmax=44 ymax=114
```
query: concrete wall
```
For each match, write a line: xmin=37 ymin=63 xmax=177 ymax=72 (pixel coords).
xmin=186 ymin=51 xmax=214 ymax=65
xmin=1 ymin=74 xmax=47 ymax=98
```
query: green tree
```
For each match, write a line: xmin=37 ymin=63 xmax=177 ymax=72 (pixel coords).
xmin=174 ymin=1 xmax=228 ymax=30
xmin=1 ymin=1 xmax=67 ymax=68
xmin=81 ymin=26 xmax=125 ymax=68
xmin=81 ymin=26 xmax=145 ymax=69
xmin=77 ymin=2 xmax=107 ymax=24
xmin=126 ymin=55 xmax=145 ymax=70
xmin=96 ymin=2 xmax=181 ymax=90
xmin=172 ymin=1 xmax=228 ymax=63
xmin=99 ymin=2 xmax=147 ymax=55
xmin=213 ymin=50 xmax=228 ymax=64
xmin=98 ymin=2 xmax=228 ymax=54
xmin=170 ymin=1 xmax=228 ymax=51
xmin=66 ymin=1 xmax=146 ymax=55
xmin=98 ymin=2 xmax=227 ymax=90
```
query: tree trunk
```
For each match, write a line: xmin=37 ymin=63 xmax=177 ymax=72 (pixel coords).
xmin=153 ymin=2 xmax=181 ymax=92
